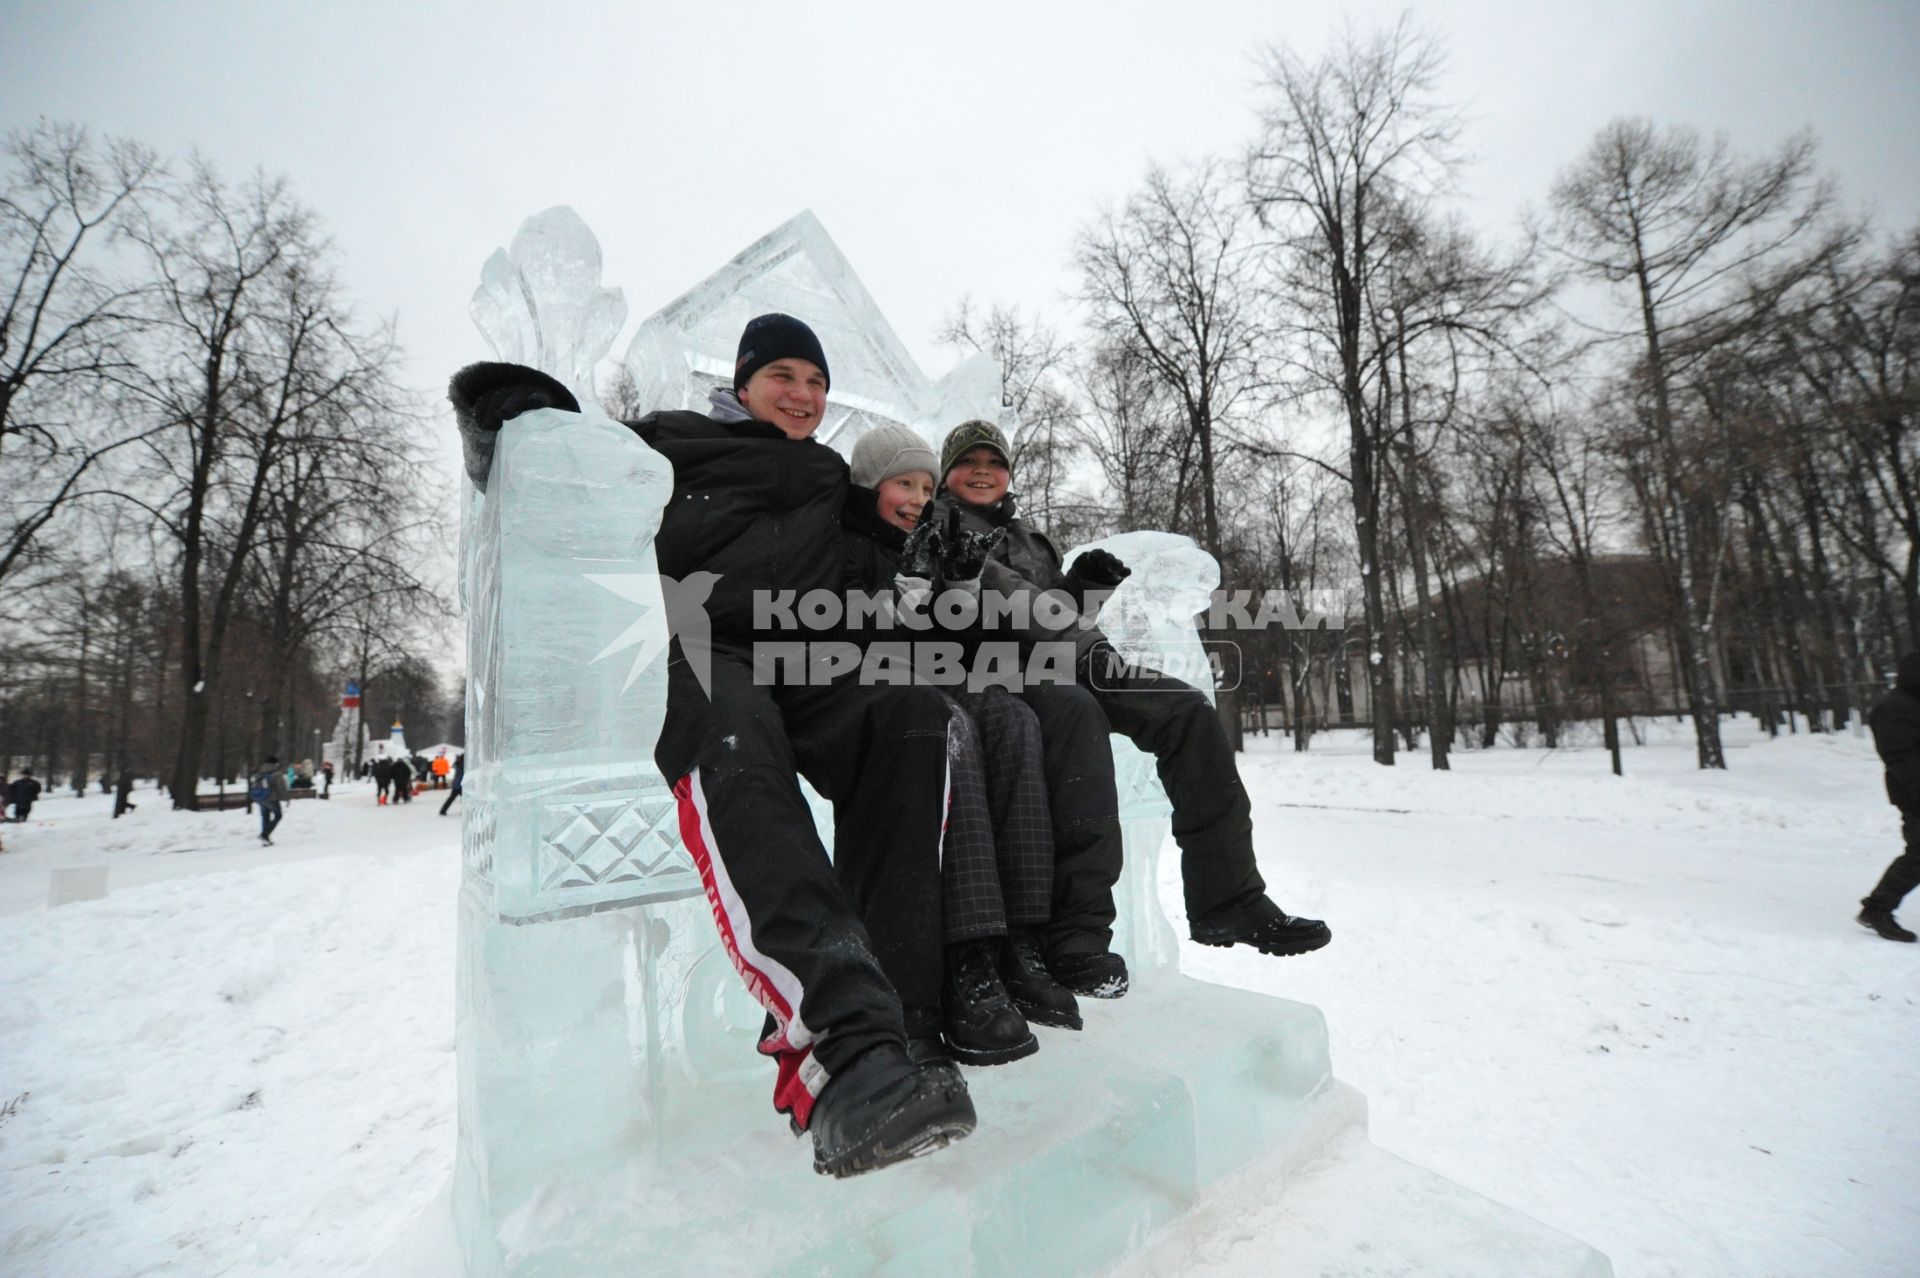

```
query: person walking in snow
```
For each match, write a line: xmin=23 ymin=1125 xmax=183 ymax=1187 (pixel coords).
xmin=931 ymin=420 xmax=1333 ymax=995
xmin=390 ymin=755 xmax=414 ymax=804
xmin=439 ymin=753 xmax=464 ymax=816
xmin=1859 ymin=652 xmax=1920 ymax=942
xmin=113 ymin=768 xmax=137 ymax=819
xmin=251 ymin=755 xmax=288 ymax=846
xmin=7 ymin=768 xmax=42 ymax=822
xmin=372 ymin=756 xmax=392 ymax=805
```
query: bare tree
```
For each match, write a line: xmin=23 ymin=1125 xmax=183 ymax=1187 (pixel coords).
xmin=1076 ymin=157 xmax=1267 ymax=744
xmin=1075 ymin=158 xmax=1265 ymax=560
xmin=1246 ymin=18 xmax=1462 ymax=765
xmin=118 ymin=159 xmax=412 ymax=805
xmin=0 ymin=121 xmax=163 ymax=587
xmin=1542 ymin=118 xmax=1835 ymax=768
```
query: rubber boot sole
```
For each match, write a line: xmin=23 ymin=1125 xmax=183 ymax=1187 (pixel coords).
xmin=945 ymin=1030 xmax=1039 ymax=1067
xmin=1857 ymin=911 xmax=1917 ymax=942
xmin=813 ymin=1080 xmax=978 ymax=1178
xmin=1010 ymin=997 xmax=1084 ymax=1031
xmin=1191 ymin=924 xmax=1333 ymax=957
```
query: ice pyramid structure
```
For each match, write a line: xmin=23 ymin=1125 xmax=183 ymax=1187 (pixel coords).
xmin=619 ymin=208 xmax=1009 ymax=455
xmin=434 ymin=207 xmax=1612 ymax=1277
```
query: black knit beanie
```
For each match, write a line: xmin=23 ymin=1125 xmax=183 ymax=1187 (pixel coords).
xmin=734 ymin=313 xmax=830 ymax=392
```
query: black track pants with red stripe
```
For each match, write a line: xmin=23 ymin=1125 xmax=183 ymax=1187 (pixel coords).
xmin=656 ymin=651 xmax=950 ymax=1127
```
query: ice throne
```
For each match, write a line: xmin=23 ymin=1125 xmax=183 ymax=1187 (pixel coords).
xmin=446 ymin=207 xmax=1612 ymax=1278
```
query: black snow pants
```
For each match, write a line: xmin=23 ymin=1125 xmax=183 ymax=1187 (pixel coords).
xmin=655 ymin=649 xmax=950 ymax=1129
xmin=1864 ymin=808 xmax=1920 ymax=912
xmin=1026 ymin=667 xmax=1267 ymax=956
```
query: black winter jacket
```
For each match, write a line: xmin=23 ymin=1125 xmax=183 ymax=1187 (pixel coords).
xmin=840 ymin=485 xmax=909 ymax=595
xmin=1870 ymin=668 xmax=1920 ymax=811
xmin=632 ymin=410 xmax=851 ymax=655
xmin=8 ymin=777 xmax=41 ymax=808
xmin=451 ymin=362 xmax=855 ymax=658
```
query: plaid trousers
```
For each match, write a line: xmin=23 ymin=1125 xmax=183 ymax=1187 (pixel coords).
xmin=940 ymin=687 xmax=1056 ymax=943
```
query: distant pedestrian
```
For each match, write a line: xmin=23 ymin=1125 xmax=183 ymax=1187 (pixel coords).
xmin=431 ymin=752 xmax=451 ymax=789
xmin=7 ymin=769 xmax=41 ymax=823
xmin=251 ymin=755 xmax=289 ymax=846
xmin=113 ymin=769 xmax=137 ymax=819
xmin=439 ymin=753 xmax=464 ymax=816
xmin=320 ymin=760 xmax=334 ymax=797
xmin=391 ymin=756 xmax=414 ymax=804
xmin=1859 ymin=652 xmax=1920 ymax=942
xmin=373 ymin=757 xmax=393 ymax=805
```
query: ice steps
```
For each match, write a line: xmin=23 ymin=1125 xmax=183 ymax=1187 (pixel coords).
xmin=416 ymin=974 xmax=1609 ymax=1277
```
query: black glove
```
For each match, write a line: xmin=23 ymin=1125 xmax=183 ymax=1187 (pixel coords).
xmin=1066 ymin=548 xmax=1131 ymax=590
xmin=448 ymin=362 xmax=582 ymax=490
xmin=898 ymin=512 xmax=948 ymax=582
xmin=469 ymin=382 xmax=570 ymax=434
xmin=941 ymin=508 xmax=1006 ymax=584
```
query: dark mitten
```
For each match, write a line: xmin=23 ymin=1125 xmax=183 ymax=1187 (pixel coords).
xmin=1065 ymin=548 xmax=1131 ymax=591
xmin=941 ymin=509 xmax=1005 ymax=585
xmin=447 ymin=362 xmax=582 ymax=490
xmin=898 ymin=513 xmax=948 ymax=581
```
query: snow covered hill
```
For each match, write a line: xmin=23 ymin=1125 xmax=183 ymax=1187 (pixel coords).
xmin=2 ymin=722 xmax=1914 ymax=1276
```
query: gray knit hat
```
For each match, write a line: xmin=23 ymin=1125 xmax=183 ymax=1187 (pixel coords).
xmin=850 ymin=424 xmax=938 ymax=489
xmin=939 ymin=419 xmax=1013 ymax=479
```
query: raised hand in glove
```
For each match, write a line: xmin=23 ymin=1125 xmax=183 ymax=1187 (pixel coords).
xmin=897 ymin=511 xmax=949 ymax=582
xmin=1066 ymin=548 xmax=1131 ymax=591
xmin=469 ymin=382 xmax=571 ymax=434
xmin=448 ymin=361 xmax=583 ymax=490
xmin=941 ymin=508 xmax=1006 ymax=587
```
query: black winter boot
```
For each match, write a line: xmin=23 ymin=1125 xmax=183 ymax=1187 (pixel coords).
xmin=1857 ymin=906 xmax=1917 ymax=943
xmin=901 ymin=1006 xmax=953 ymax=1067
xmin=1191 ymin=895 xmax=1332 ymax=957
xmin=944 ymin=940 xmax=1038 ymax=1066
xmin=1045 ymin=948 xmax=1129 ymax=999
xmin=1000 ymin=931 xmax=1082 ymax=1030
xmin=808 ymin=1042 xmax=975 ymax=1178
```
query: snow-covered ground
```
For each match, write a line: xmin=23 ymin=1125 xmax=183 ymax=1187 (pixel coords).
xmin=2 ymin=722 xmax=1915 ymax=1276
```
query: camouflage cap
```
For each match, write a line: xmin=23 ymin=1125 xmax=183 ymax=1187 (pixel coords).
xmin=939 ymin=419 xmax=1013 ymax=479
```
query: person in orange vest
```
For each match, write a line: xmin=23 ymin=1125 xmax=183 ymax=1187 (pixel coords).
xmin=431 ymin=752 xmax=452 ymax=789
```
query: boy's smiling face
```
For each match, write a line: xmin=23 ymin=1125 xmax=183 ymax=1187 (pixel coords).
xmin=738 ymin=358 xmax=828 ymax=439
xmin=875 ymin=471 xmax=934 ymax=532
xmin=945 ymin=446 xmax=1010 ymax=506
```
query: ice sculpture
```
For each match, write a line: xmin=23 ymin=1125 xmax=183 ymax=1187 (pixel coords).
xmin=619 ymin=209 xmax=1010 ymax=456
xmin=446 ymin=207 xmax=1614 ymax=1278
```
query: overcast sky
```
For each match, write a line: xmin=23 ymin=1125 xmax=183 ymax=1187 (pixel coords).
xmin=6 ymin=0 xmax=1918 ymax=487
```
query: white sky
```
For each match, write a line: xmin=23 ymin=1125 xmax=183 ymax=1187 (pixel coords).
xmin=6 ymin=0 xmax=1919 ymax=490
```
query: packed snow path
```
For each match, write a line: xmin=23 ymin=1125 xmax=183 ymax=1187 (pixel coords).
xmin=1 ymin=723 xmax=1914 ymax=1276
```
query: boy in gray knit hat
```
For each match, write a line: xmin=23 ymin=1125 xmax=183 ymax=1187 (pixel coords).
xmin=843 ymin=423 xmax=1082 ymax=1059
xmin=850 ymin=424 xmax=939 ymax=531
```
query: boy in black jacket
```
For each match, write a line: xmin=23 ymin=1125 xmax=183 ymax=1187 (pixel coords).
xmin=1859 ymin=651 xmax=1920 ymax=942
xmin=452 ymin=314 xmax=973 ymax=1179
xmin=931 ymin=419 xmax=1332 ymax=991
